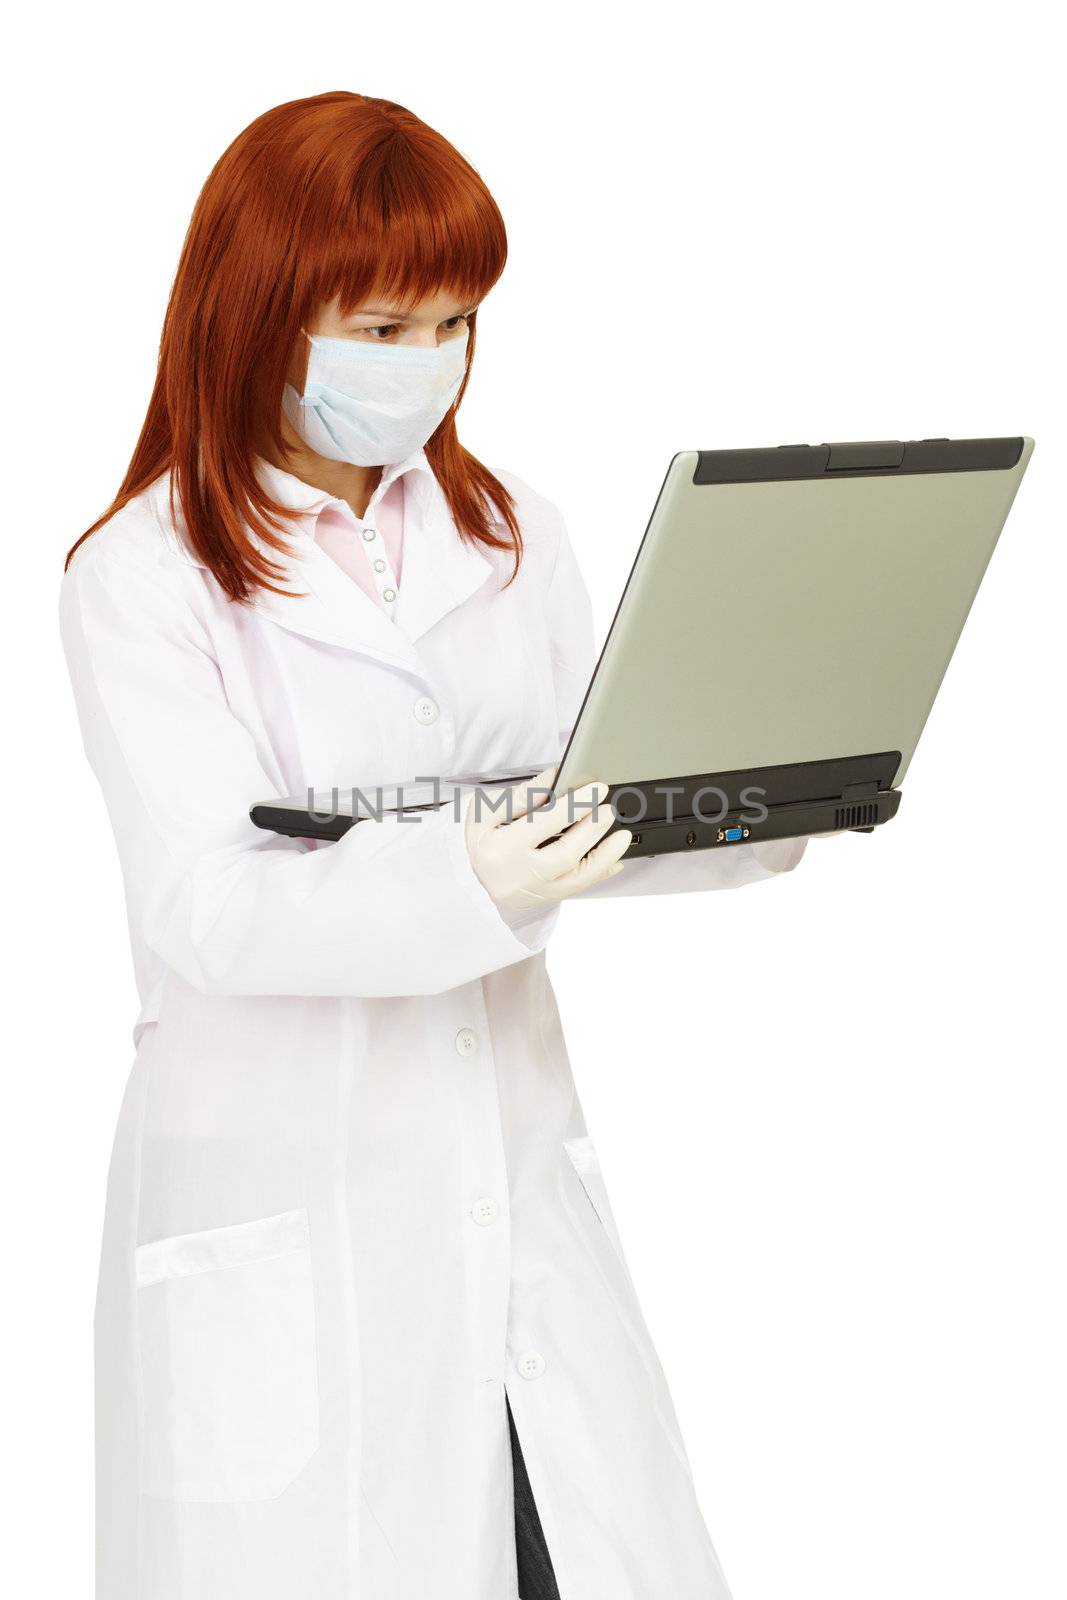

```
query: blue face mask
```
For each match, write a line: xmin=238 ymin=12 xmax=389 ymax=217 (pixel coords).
xmin=281 ymin=327 xmax=469 ymax=466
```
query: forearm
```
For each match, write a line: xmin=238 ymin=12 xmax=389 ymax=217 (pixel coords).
xmin=570 ymin=835 xmax=808 ymax=899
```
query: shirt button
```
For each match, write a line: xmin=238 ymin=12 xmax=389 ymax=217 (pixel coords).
xmin=455 ymin=1027 xmax=479 ymax=1057
xmin=383 ymin=587 xmax=397 ymax=602
xmin=471 ymin=1196 xmax=499 ymax=1227
xmin=414 ymin=697 xmax=439 ymax=725
xmin=517 ymin=1351 xmax=546 ymax=1381
xmin=362 ymin=526 xmax=377 ymax=542
xmin=373 ymin=558 xmax=386 ymax=572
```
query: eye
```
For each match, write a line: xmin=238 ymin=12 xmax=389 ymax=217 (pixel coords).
xmin=360 ymin=309 xmax=475 ymax=341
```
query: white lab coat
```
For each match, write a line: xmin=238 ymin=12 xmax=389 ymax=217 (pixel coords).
xmin=59 ymin=445 xmax=807 ymax=1600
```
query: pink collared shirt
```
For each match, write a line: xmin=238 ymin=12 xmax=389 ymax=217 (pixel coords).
xmin=312 ymin=474 xmax=404 ymax=611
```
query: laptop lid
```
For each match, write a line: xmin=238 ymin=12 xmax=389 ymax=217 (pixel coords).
xmin=554 ymin=437 xmax=1034 ymax=800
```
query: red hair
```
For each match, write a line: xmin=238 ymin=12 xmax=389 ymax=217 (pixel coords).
xmin=65 ymin=91 xmax=524 ymax=600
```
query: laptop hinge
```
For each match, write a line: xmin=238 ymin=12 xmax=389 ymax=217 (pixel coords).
xmin=841 ymin=779 xmax=881 ymax=801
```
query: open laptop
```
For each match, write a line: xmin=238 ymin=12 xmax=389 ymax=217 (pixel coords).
xmin=251 ymin=435 xmax=1034 ymax=856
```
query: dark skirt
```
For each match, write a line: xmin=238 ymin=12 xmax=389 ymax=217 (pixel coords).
xmin=507 ymin=1394 xmax=561 ymax=1599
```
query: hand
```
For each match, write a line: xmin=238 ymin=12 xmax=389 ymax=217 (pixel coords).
xmin=464 ymin=767 xmax=632 ymax=913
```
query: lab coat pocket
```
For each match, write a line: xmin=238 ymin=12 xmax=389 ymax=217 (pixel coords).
xmin=560 ymin=1136 xmax=693 ymax=1478
xmin=135 ymin=1208 xmax=320 ymax=1502
xmin=562 ymin=1136 xmax=628 ymax=1264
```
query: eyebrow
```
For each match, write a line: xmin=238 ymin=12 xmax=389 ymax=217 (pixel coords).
xmin=353 ymin=305 xmax=476 ymax=321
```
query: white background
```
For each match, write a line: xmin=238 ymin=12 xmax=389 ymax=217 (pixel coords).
xmin=4 ymin=2 xmax=1064 ymax=1596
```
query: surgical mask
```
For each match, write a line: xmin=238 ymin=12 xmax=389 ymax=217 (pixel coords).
xmin=282 ymin=326 xmax=469 ymax=466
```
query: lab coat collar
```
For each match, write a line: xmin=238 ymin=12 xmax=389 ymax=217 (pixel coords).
xmin=251 ymin=444 xmax=434 ymax=525
xmin=152 ymin=447 xmax=498 ymax=680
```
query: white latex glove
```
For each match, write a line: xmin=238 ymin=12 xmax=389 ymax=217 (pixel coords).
xmin=464 ymin=767 xmax=633 ymax=913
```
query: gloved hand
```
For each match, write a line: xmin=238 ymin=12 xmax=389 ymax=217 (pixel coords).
xmin=464 ymin=767 xmax=633 ymax=913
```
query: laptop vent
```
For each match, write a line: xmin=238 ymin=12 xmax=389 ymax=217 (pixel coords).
xmin=834 ymin=802 xmax=879 ymax=830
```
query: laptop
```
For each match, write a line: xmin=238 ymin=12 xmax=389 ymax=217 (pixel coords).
xmin=251 ymin=435 xmax=1034 ymax=856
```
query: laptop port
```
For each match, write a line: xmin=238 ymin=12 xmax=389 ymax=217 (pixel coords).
xmin=724 ymin=825 xmax=744 ymax=843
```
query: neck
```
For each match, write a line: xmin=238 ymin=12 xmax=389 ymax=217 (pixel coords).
xmin=264 ymin=419 xmax=384 ymax=520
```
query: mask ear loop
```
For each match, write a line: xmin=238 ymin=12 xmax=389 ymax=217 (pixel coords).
xmin=289 ymin=328 xmax=314 ymax=401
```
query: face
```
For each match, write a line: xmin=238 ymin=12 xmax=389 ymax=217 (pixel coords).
xmin=286 ymin=285 xmax=479 ymax=392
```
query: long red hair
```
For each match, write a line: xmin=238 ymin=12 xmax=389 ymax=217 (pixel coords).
xmin=65 ymin=91 xmax=524 ymax=600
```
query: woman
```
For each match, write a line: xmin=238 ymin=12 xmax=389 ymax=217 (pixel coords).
xmin=61 ymin=91 xmax=807 ymax=1600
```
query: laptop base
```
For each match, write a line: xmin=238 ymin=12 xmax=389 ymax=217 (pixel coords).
xmin=613 ymin=786 xmax=901 ymax=856
xmin=600 ymin=750 xmax=901 ymax=856
xmin=251 ymin=751 xmax=902 ymax=854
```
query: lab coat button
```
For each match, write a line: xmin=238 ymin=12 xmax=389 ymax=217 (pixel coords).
xmin=383 ymin=587 xmax=397 ymax=602
xmin=373 ymin=558 xmax=386 ymax=572
xmin=471 ymin=1196 xmax=499 ymax=1226
xmin=414 ymin=697 xmax=439 ymax=725
xmin=517 ymin=1351 xmax=546 ymax=1380
xmin=361 ymin=526 xmax=377 ymax=541
xmin=455 ymin=1027 xmax=479 ymax=1057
